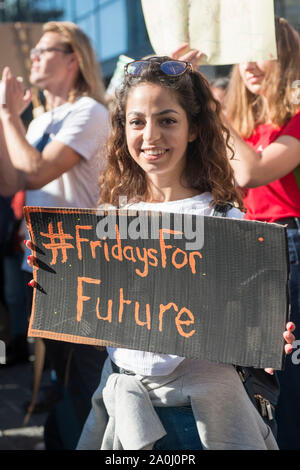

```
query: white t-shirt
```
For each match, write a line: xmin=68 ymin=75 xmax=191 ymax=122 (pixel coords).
xmin=107 ymin=192 xmax=244 ymax=376
xmin=23 ymin=96 xmax=109 ymax=272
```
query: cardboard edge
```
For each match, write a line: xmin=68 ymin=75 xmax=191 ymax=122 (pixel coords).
xmin=27 ymin=328 xmax=124 ymax=349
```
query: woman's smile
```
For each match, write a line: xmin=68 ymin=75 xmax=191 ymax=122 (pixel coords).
xmin=141 ymin=147 xmax=169 ymax=160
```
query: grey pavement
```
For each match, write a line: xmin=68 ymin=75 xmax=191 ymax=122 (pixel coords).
xmin=0 ymin=358 xmax=49 ymax=450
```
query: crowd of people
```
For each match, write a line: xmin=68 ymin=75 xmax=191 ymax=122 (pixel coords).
xmin=0 ymin=16 xmax=299 ymax=450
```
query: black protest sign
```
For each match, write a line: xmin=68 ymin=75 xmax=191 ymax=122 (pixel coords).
xmin=24 ymin=206 xmax=289 ymax=370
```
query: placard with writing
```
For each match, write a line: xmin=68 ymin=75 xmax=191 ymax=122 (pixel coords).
xmin=24 ymin=206 xmax=289 ymax=369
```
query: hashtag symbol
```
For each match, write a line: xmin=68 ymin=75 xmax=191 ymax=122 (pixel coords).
xmin=40 ymin=221 xmax=74 ymax=265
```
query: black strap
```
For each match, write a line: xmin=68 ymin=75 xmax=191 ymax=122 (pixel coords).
xmin=212 ymin=202 xmax=234 ymax=218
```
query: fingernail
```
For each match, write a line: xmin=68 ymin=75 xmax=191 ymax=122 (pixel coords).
xmin=288 ymin=322 xmax=295 ymax=330
xmin=28 ymin=280 xmax=36 ymax=288
xmin=287 ymin=344 xmax=294 ymax=352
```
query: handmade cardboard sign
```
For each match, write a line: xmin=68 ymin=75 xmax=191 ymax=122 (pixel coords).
xmin=24 ymin=207 xmax=289 ymax=370
xmin=141 ymin=0 xmax=277 ymax=65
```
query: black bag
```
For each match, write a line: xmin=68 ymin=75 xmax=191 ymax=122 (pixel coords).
xmin=235 ymin=366 xmax=278 ymax=436
xmin=212 ymin=203 xmax=280 ymax=437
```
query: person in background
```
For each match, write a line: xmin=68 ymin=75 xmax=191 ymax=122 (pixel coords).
xmin=0 ymin=195 xmax=16 ymax=351
xmin=222 ymin=16 xmax=300 ymax=450
xmin=2 ymin=191 xmax=28 ymax=365
xmin=209 ymin=76 xmax=230 ymax=105
xmin=0 ymin=21 xmax=109 ymax=449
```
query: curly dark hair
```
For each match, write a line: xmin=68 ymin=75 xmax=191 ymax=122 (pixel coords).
xmin=99 ymin=57 xmax=244 ymax=210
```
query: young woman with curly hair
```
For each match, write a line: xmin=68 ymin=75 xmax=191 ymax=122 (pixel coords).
xmin=99 ymin=56 xmax=243 ymax=210
xmin=74 ymin=57 xmax=299 ymax=450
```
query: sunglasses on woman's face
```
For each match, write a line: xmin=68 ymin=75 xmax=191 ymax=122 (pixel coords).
xmin=124 ymin=58 xmax=193 ymax=77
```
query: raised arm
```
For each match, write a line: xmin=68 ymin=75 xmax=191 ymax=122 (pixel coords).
xmin=1 ymin=109 xmax=81 ymax=190
xmin=0 ymin=67 xmax=81 ymax=190
xmin=223 ymin=114 xmax=300 ymax=188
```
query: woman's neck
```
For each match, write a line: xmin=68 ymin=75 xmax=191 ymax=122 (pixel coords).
xmin=145 ymin=179 xmax=200 ymax=203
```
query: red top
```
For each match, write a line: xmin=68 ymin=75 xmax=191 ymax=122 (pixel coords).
xmin=243 ymin=111 xmax=300 ymax=222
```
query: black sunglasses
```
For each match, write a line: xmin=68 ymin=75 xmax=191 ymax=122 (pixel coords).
xmin=124 ymin=58 xmax=193 ymax=77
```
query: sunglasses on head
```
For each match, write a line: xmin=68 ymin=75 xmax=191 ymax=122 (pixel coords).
xmin=124 ymin=58 xmax=193 ymax=77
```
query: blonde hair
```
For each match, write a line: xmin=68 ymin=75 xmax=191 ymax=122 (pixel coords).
xmin=43 ymin=21 xmax=106 ymax=105
xmin=225 ymin=17 xmax=300 ymax=137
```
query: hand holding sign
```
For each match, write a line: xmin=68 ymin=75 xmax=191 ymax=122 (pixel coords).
xmin=264 ymin=322 xmax=295 ymax=375
xmin=170 ymin=43 xmax=205 ymax=68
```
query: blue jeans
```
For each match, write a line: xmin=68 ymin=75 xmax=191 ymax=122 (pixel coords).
xmin=153 ymin=406 xmax=202 ymax=450
xmin=276 ymin=223 xmax=300 ymax=449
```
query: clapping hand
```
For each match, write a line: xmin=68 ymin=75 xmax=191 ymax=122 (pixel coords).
xmin=0 ymin=67 xmax=32 ymax=117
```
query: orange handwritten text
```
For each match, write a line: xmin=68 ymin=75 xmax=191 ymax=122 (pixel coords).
xmin=76 ymin=276 xmax=195 ymax=338
xmin=40 ymin=221 xmax=74 ymax=265
xmin=76 ymin=225 xmax=93 ymax=260
xmin=42 ymin=221 xmax=203 ymax=277
xmin=77 ymin=276 xmax=101 ymax=322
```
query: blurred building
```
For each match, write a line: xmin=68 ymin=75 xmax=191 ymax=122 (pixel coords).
xmin=11 ymin=0 xmax=153 ymax=81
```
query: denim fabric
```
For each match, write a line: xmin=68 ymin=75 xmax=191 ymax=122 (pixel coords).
xmin=153 ymin=406 xmax=203 ymax=450
xmin=276 ymin=223 xmax=300 ymax=449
